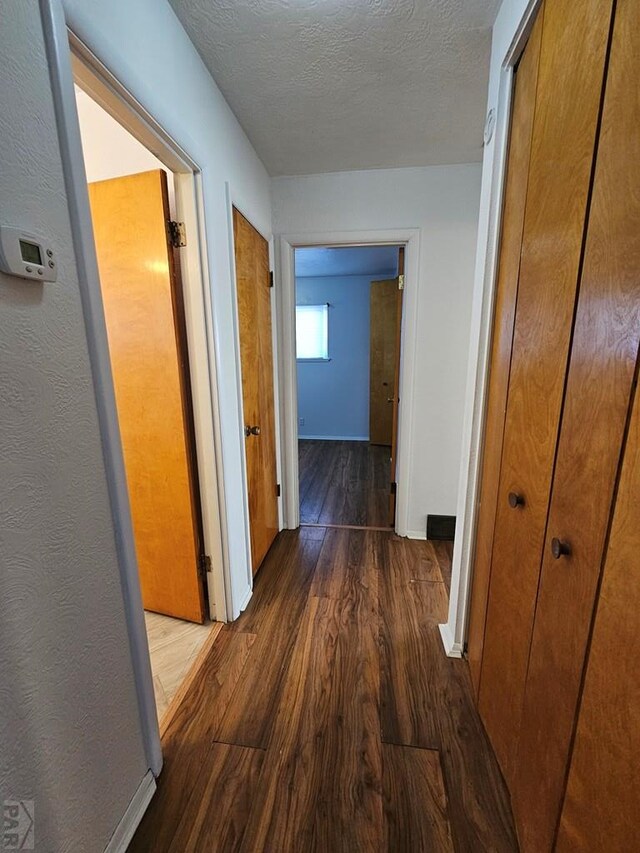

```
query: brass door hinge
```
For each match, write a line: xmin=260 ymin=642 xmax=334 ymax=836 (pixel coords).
xmin=168 ymin=220 xmax=187 ymax=248
xmin=398 ymin=274 xmax=405 ymax=291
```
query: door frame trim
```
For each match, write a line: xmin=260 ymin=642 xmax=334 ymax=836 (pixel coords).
xmin=439 ymin=0 xmax=543 ymax=657
xmin=276 ymin=229 xmax=420 ymax=536
xmin=40 ymin=0 xmax=231 ymax=775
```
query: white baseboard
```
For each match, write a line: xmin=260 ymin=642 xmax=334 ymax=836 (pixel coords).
xmin=104 ymin=770 xmax=156 ymax=853
xmin=439 ymin=622 xmax=464 ymax=659
xmin=236 ymin=584 xmax=253 ymax=617
xmin=405 ymin=529 xmax=427 ymax=540
xmin=298 ymin=434 xmax=370 ymax=442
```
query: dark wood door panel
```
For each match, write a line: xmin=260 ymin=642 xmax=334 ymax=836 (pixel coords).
xmin=467 ymin=8 xmax=544 ymax=697
xmin=512 ymin=0 xmax=640 ymax=846
xmin=478 ymin=0 xmax=616 ymax=783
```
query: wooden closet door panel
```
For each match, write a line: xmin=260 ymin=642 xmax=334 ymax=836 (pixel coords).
xmin=467 ymin=10 xmax=543 ymax=697
xmin=512 ymin=1 xmax=640 ymax=847
xmin=556 ymin=362 xmax=640 ymax=852
xmin=478 ymin=0 xmax=615 ymax=783
xmin=233 ymin=209 xmax=279 ymax=575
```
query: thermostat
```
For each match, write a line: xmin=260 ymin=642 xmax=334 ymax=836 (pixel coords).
xmin=0 ymin=226 xmax=57 ymax=282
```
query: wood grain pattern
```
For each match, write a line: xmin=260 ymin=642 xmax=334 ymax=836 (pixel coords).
xmin=478 ymin=0 xmax=615 ymax=783
xmin=130 ymin=628 xmax=256 ymax=852
xmin=556 ymin=330 xmax=640 ymax=852
xmin=383 ymin=744 xmax=453 ymax=852
xmin=389 ymin=247 xmax=404 ymax=524
xmin=467 ymin=7 xmax=543 ymax=697
xmin=379 ymin=537 xmax=518 ymax=852
xmin=299 ymin=439 xmax=391 ymax=527
xmin=511 ymin=0 xmax=640 ymax=846
xmin=89 ymin=170 xmax=204 ymax=622
xmin=240 ymin=529 xmax=382 ymax=852
xmin=370 ymin=278 xmax=400 ymax=446
xmin=131 ymin=527 xmax=516 ymax=851
xmin=233 ymin=208 xmax=278 ymax=574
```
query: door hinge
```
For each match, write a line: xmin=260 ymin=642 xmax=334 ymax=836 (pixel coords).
xmin=398 ymin=274 xmax=405 ymax=291
xmin=390 ymin=481 xmax=397 ymax=495
xmin=276 ymin=483 xmax=281 ymax=497
xmin=198 ymin=554 xmax=212 ymax=578
xmin=269 ymin=271 xmax=274 ymax=288
xmin=168 ymin=220 xmax=187 ymax=248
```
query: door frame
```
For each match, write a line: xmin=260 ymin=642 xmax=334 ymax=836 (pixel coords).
xmin=40 ymin=0 xmax=231 ymax=774
xmin=439 ymin=0 xmax=543 ymax=657
xmin=276 ymin=229 xmax=420 ymax=535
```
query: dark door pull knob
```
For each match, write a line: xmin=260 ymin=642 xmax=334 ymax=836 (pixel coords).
xmin=551 ymin=537 xmax=571 ymax=559
xmin=250 ymin=425 xmax=261 ymax=436
xmin=508 ymin=492 xmax=525 ymax=508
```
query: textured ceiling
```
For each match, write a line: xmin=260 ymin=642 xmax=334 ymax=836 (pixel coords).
xmin=169 ymin=0 xmax=500 ymax=176
xmin=295 ymin=246 xmax=399 ymax=278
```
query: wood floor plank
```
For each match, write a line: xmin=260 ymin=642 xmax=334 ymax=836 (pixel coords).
xmin=383 ymin=743 xmax=454 ymax=852
xmin=241 ymin=530 xmax=383 ymax=852
xmin=132 ymin=527 xmax=516 ymax=852
xmin=379 ymin=536 xmax=518 ymax=851
xmin=173 ymin=743 xmax=264 ymax=853
xmin=213 ymin=529 xmax=325 ymax=748
xmin=129 ymin=628 xmax=256 ymax=852
xmin=300 ymin=439 xmax=391 ymax=527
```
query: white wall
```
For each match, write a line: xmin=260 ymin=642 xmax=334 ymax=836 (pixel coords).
xmin=273 ymin=165 xmax=482 ymax=537
xmin=75 ymin=86 xmax=175 ymax=213
xmin=63 ymin=0 xmax=274 ymax=617
xmin=0 ymin=3 xmax=148 ymax=850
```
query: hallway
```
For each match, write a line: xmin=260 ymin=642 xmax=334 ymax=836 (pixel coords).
xmin=130 ymin=528 xmax=517 ymax=851
xmin=299 ymin=439 xmax=392 ymax=528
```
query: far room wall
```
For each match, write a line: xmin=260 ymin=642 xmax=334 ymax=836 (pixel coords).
xmin=296 ymin=275 xmax=372 ymax=440
xmin=273 ymin=164 xmax=482 ymax=537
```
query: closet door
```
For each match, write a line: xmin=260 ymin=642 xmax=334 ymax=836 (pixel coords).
xmin=556 ymin=326 xmax=640 ymax=853
xmin=512 ymin=0 xmax=640 ymax=847
xmin=467 ymin=7 xmax=543 ymax=697
xmin=477 ymin=0 xmax=615 ymax=783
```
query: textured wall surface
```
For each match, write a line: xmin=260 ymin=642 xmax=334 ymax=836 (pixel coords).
xmin=273 ymin=164 xmax=482 ymax=534
xmin=297 ymin=275 xmax=373 ymax=439
xmin=63 ymin=0 xmax=274 ymax=617
xmin=169 ymin=0 xmax=500 ymax=175
xmin=0 ymin=3 xmax=147 ymax=850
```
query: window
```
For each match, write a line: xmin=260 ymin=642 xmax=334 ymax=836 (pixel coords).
xmin=296 ymin=304 xmax=329 ymax=361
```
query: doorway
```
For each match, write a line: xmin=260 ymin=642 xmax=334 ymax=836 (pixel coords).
xmin=73 ymin=80 xmax=222 ymax=724
xmin=294 ymin=245 xmax=404 ymax=529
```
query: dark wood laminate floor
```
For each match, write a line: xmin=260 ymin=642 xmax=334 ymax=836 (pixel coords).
xmin=130 ymin=529 xmax=517 ymax=852
xmin=299 ymin=439 xmax=392 ymax=528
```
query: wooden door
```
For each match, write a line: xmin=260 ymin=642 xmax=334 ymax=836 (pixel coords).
xmin=477 ymin=0 xmax=615 ymax=784
xmin=388 ymin=248 xmax=404 ymax=526
xmin=89 ymin=169 xmax=205 ymax=623
xmin=467 ymin=9 xmax=543 ymax=696
xmin=369 ymin=278 xmax=400 ymax=447
xmin=233 ymin=208 xmax=278 ymax=575
xmin=511 ymin=0 xmax=640 ymax=847
xmin=556 ymin=350 xmax=640 ymax=852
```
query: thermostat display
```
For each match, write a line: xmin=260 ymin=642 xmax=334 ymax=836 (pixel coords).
xmin=0 ymin=226 xmax=57 ymax=282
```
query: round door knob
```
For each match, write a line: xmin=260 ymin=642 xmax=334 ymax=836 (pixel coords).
xmin=508 ymin=491 xmax=525 ymax=508
xmin=250 ymin=425 xmax=261 ymax=436
xmin=244 ymin=425 xmax=251 ymax=438
xmin=551 ymin=537 xmax=571 ymax=559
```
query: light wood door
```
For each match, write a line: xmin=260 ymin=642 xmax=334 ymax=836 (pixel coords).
xmin=370 ymin=276 xmax=401 ymax=448
xmin=556 ymin=346 xmax=640 ymax=852
xmin=89 ymin=169 xmax=205 ymax=623
xmin=233 ymin=208 xmax=278 ymax=575
xmin=511 ymin=0 xmax=640 ymax=846
xmin=467 ymin=9 xmax=543 ymax=697
xmin=388 ymin=248 xmax=404 ymax=526
xmin=478 ymin=0 xmax=615 ymax=783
